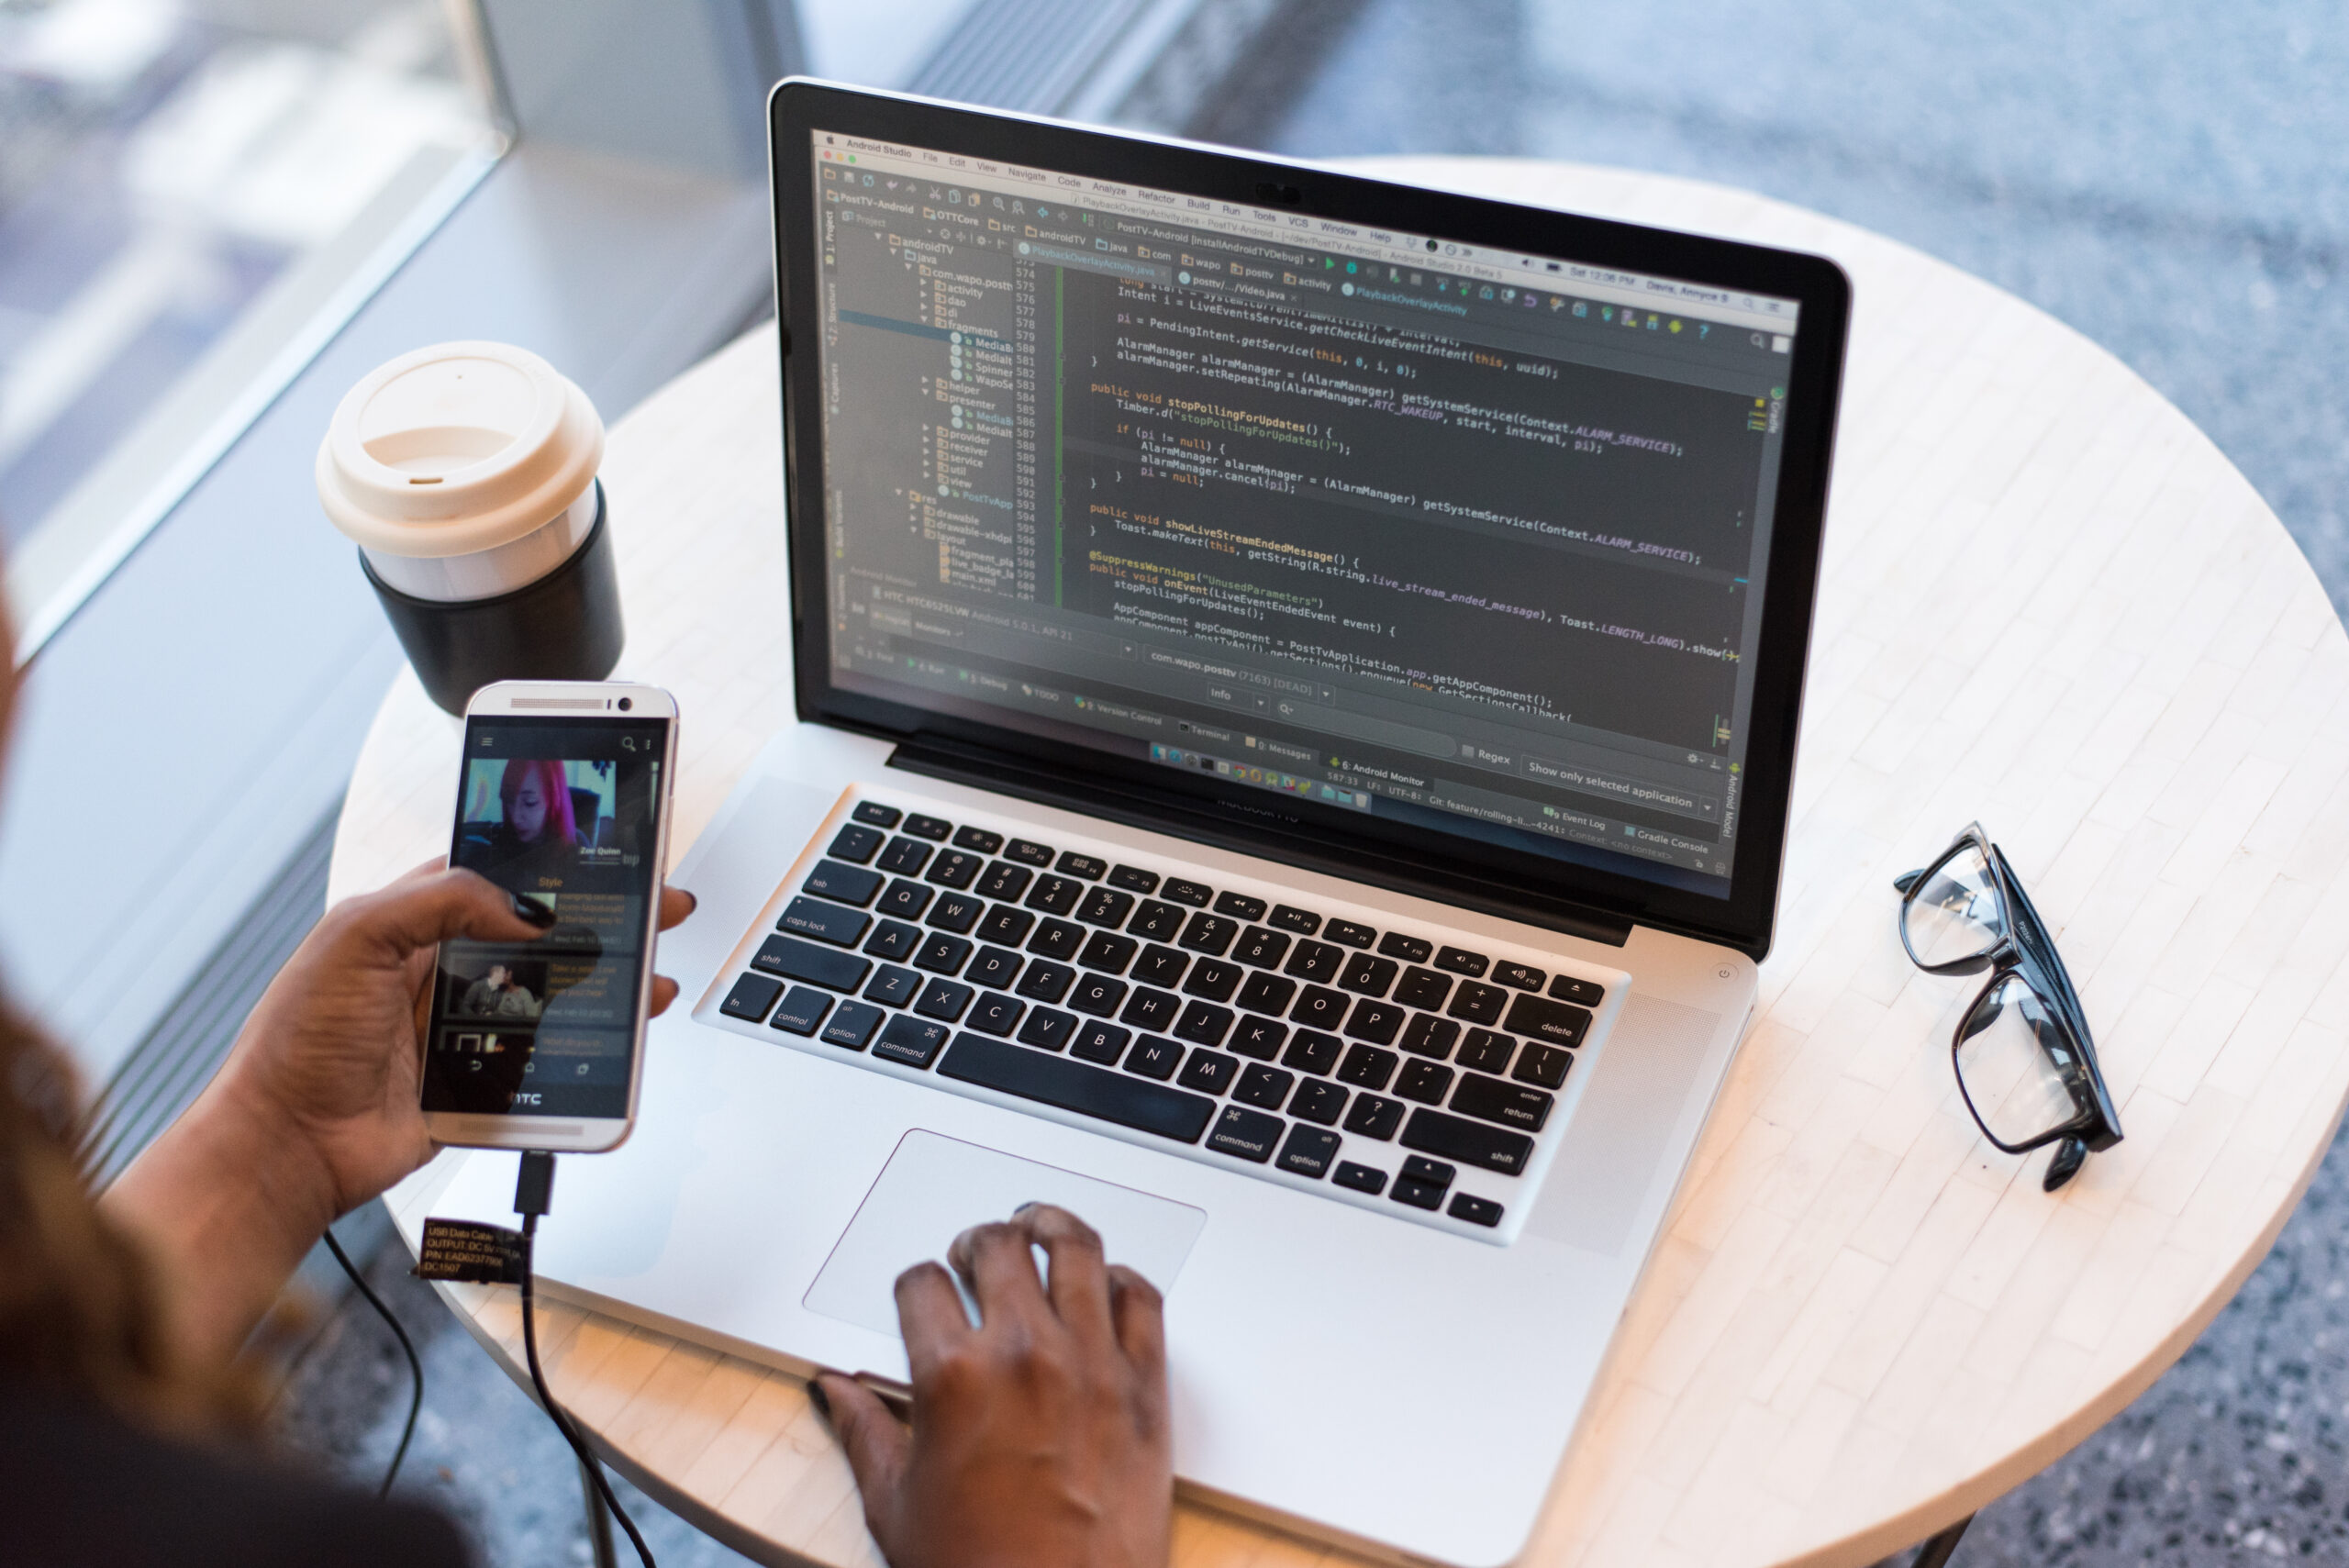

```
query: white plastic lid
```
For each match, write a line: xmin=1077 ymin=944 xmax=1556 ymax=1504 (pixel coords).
xmin=315 ymin=340 xmax=603 ymax=559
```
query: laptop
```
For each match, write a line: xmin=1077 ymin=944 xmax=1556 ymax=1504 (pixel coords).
xmin=429 ymin=81 xmax=1850 ymax=1567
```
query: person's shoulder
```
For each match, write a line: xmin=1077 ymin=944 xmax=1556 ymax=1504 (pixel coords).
xmin=0 ymin=1383 xmax=474 ymax=1568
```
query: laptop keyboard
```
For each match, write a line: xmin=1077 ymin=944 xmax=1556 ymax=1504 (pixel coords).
xmin=706 ymin=796 xmax=1617 ymax=1240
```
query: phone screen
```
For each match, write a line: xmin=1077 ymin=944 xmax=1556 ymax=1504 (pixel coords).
xmin=422 ymin=713 xmax=672 ymax=1119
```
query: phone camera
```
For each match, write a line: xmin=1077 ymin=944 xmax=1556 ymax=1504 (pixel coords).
xmin=617 ymin=697 xmax=632 ymax=711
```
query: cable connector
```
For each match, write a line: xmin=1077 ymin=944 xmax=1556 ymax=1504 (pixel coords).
xmin=515 ymin=1149 xmax=557 ymax=1223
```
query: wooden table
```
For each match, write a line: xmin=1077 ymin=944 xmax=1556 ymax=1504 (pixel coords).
xmin=331 ymin=157 xmax=2349 ymax=1568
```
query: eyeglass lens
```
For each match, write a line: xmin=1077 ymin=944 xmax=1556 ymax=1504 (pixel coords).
xmin=1955 ymin=973 xmax=2084 ymax=1145
xmin=1903 ymin=840 xmax=2003 ymax=967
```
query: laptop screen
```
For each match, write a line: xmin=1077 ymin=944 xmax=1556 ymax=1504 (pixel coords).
xmin=805 ymin=128 xmax=1807 ymax=903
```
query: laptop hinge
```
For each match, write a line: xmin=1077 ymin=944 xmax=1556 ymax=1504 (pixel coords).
xmin=887 ymin=740 xmax=1635 ymax=949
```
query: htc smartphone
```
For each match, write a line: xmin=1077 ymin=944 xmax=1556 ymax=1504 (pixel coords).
xmin=420 ymin=681 xmax=679 ymax=1152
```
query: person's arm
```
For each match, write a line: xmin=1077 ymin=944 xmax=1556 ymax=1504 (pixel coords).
xmin=815 ymin=1204 xmax=1173 ymax=1568
xmin=103 ymin=867 xmax=692 ymax=1371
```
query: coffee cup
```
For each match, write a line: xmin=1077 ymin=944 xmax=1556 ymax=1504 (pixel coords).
xmin=316 ymin=340 xmax=625 ymax=715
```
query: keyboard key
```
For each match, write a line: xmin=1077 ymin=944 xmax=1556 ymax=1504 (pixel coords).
xmin=977 ymin=904 xmax=1035 ymax=945
xmin=1494 ymin=962 xmax=1545 ymax=991
xmin=1108 ymin=864 xmax=1160 ymax=894
xmin=753 ymin=935 xmax=871 ymax=992
xmin=1027 ymin=875 xmax=1085 ymax=916
xmin=1452 ymin=1073 xmax=1554 ymax=1131
xmin=1232 ymin=927 xmax=1291 ymax=969
xmin=1181 ymin=959 xmax=1241 ymax=1003
xmin=1394 ymin=967 xmax=1451 ymax=1009
xmin=1276 ymin=1124 xmax=1341 ymax=1178
xmin=1549 ymin=974 xmax=1608 ymax=1007
xmin=852 ymin=802 xmax=901 ymax=828
xmin=1014 ymin=961 xmax=1075 ymax=1004
xmin=1378 ymin=932 xmax=1432 ymax=964
xmin=1402 ymin=1156 xmax=1453 ymax=1188
xmin=1290 ymin=985 xmax=1348 ymax=1030
xmin=1230 ymin=1016 xmax=1288 ymax=1060
xmin=1078 ymin=930 xmax=1139 ymax=974
xmin=720 ymin=973 xmax=783 ymax=1022
xmin=1129 ymin=900 xmax=1186 ymax=941
xmin=1396 ymin=1060 xmax=1453 ymax=1105
xmin=1434 ymin=946 xmax=1489 ymax=978
xmin=827 ymin=824 xmax=885 ymax=863
xmin=1125 ymin=1034 xmax=1183 ymax=1081
xmin=1400 ymin=1108 xmax=1534 ymax=1175
xmin=1282 ymin=1029 xmax=1342 ymax=1076
xmin=952 ymin=826 xmax=1004 ymax=855
xmin=1267 ymin=904 xmax=1320 ymax=934
xmin=1233 ymin=1062 xmax=1294 ymax=1109
xmin=1332 ymin=1160 xmax=1386 ymax=1195
xmin=1057 ymin=851 xmax=1108 ymax=881
xmin=822 ymin=1000 xmax=885 ymax=1050
xmin=1235 ymin=972 xmax=1297 ymax=1016
xmin=1512 ymin=1043 xmax=1574 ymax=1089
xmin=1448 ymin=1193 xmax=1504 ymax=1228
xmin=1071 ymin=1020 xmax=1130 ymax=1064
xmin=1343 ymin=1000 xmax=1406 ymax=1046
xmin=914 ymin=933 xmax=973 ymax=974
xmin=903 ymin=813 xmax=952 ymax=841
xmin=874 ymin=1014 xmax=951 ymax=1067
xmin=877 ymin=879 xmax=934 ymax=920
xmin=1206 ymin=1105 xmax=1284 ymax=1162
xmin=864 ymin=919 xmax=922 ymax=960
xmin=1177 ymin=913 xmax=1239 ymax=956
xmin=1338 ymin=1043 xmax=1398 ymax=1091
xmin=864 ymin=964 xmax=920 ymax=1006
xmin=1343 ymin=1095 xmax=1404 ymax=1140
xmin=1290 ymin=1079 xmax=1347 ymax=1125
xmin=1120 ymin=987 xmax=1181 ymax=1032
xmin=1173 ymin=1000 xmax=1234 ymax=1047
xmin=1503 ymin=994 xmax=1591 ymax=1049
xmin=914 ymin=978 xmax=974 ymax=1023
xmin=1017 ymin=1007 xmax=1077 ymax=1051
xmin=967 ymin=992 xmax=1023 ymax=1036
xmin=1283 ymin=940 xmax=1343 ymax=984
xmin=976 ymin=862 xmax=1033 ymax=902
xmin=771 ymin=986 xmax=833 ymax=1036
xmin=1004 ymin=838 xmax=1056 ymax=867
xmin=1078 ymin=887 xmax=1136 ymax=928
xmin=1214 ymin=891 xmax=1268 ymax=922
xmin=1070 ymin=973 xmax=1129 ymax=1018
xmin=927 ymin=893 xmax=985 ymax=933
xmin=877 ymin=837 xmax=933 ymax=875
xmin=804 ymin=860 xmax=884 ymax=906
xmin=1447 ymin=981 xmax=1508 ymax=1026
xmin=925 ymin=851 xmax=983 ymax=890
xmin=1339 ymin=953 xmax=1398 ymax=996
xmin=1162 ymin=878 xmax=1213 ymax=907
xmin=1391 ymin=1177 xmax=1445 ymax=1211
xmin=966 ymin=946 xmax=1023 ymax=990
xmin=1131 ymin=945 xmax=1188 ymax=987
xmin=1176 ymin=1049 xmax=1240 ymax=1095
xmin=940 ymin=1031 xmax=1216 ymax=1142
xmin=1325 ymin=919 xmax=1376 ymax=949
xmin=780 ymin=895 xmax=871 ymax=948
xmin=1399 ymin=1015 xmax=1461 ymax=1060
xmin=1029 ymin=918 xmax=1086 ymax=961
xmin=1458 ymin=1029 xmax=1515 ymax=1075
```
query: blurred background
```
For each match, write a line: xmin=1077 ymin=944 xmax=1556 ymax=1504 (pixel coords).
xmin=3 ymin=1 xmax=2343 ymax=1562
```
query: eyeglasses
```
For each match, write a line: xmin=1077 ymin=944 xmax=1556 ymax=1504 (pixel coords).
xmin=1894 ymin=824 xmax=2121 ymax=1192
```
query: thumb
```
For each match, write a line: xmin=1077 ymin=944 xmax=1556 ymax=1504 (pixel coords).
xmin=814 ymin=1373 xmax=910 ymax=1510
xmin=340 ymin=868 xmax=549 ymax=957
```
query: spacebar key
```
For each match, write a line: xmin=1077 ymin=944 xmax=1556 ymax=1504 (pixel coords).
xmin=940 ymin=1033 xmax=1217 ymax=1144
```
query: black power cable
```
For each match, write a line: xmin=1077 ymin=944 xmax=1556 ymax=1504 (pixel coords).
xmin=513 ymin=1151 xmax=659 ymax=1568
xmin=321 ymin=1224 xmax=423 ymax=1498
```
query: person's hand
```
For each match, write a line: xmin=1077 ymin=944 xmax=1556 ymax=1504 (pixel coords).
xmin=815 ymin=1205 xmax=1173 ymax=1568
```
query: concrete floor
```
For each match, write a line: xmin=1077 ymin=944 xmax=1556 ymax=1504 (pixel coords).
xmin=272 ymin=5 xmax=2349 ymax=1564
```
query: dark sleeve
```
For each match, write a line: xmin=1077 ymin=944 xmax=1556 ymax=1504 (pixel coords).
xmin=0 ymin=1385 xmax=474 ymax=1568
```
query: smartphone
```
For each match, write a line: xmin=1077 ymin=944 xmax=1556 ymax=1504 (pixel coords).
xmin=420 ymin=681 xmax=679 ymax=1152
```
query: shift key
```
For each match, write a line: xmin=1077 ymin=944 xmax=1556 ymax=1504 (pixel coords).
xmin=1502 ymin=992 xmax=1590 ymax=1048
xmin=778 ymin=895 xmax=871 ymax=947
xmin=751 ymin=934 xmax=871 ymax=993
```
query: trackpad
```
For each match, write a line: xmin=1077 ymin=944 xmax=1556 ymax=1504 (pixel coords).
xmin=804 ymin=1130 xmax=1208 ymax=1339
